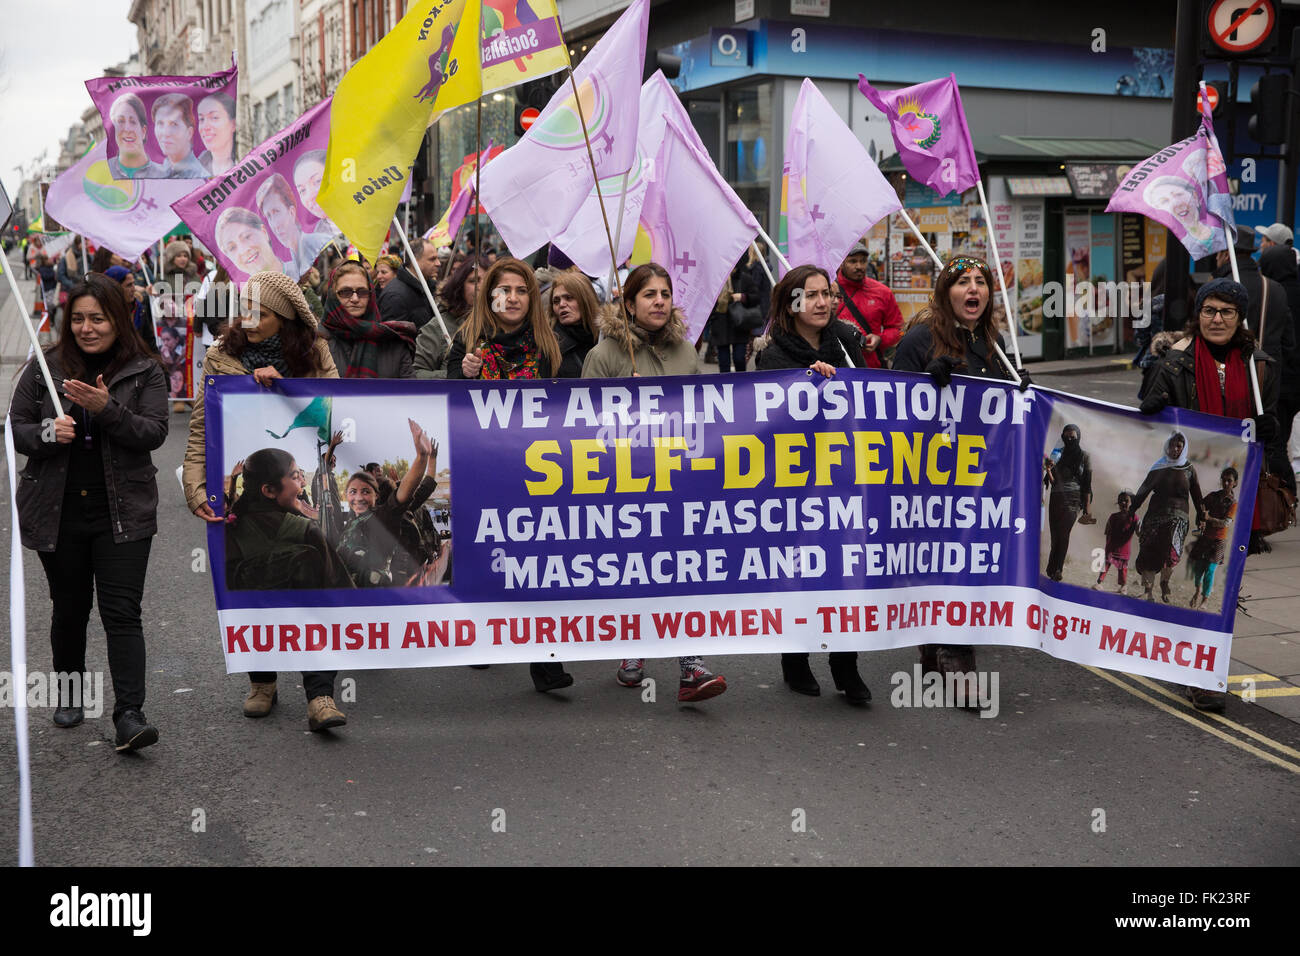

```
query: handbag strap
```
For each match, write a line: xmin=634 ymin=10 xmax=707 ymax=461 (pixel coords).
xmin=1258 ymin=275 xmax=1269 ymax=345
xmin=840 ymin=289 xmax=871 ymax=331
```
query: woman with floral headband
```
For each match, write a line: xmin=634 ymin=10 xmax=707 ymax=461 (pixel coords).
xmin=893 ymin=255 xmax=1028 ymax=686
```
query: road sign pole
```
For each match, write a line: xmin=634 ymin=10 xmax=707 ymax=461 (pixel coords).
xmin=1167 ymin=0 xmax=1202 ymax=333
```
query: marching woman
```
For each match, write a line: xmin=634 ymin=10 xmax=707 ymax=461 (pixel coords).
xmin=183 ymin=270 xmax=351 ymax=731
xmin=1139 ymin=277 xmax=1278 ymax=709
xmin=549 ymin=268 xmax=600 ymax=377
xmin=582 ymin=263 xmax=728 ymax=702
xmin=446 ymin=257 xmax=569 ymax=691
xmin=892 ymin=255 xmax=1027 ymax=683
xmin=755 ymin=264 xmax=871 ymax=703
xmin=11 ymin=274 xmax=168 ymax=751
xmin=322 ymin=261 xmax=416 ymax=378
xmin=448 ymin=257 xmax=561 ymax=380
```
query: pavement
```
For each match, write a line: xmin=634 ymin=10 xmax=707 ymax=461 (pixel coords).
xmin=6 ymin=248 xmax=1299 ymax=724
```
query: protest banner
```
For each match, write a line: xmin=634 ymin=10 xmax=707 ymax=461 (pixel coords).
xmin=172 ymin=97 xmax=340 ymax=284
xmin=85 ymin=61 xmax=238 ymax=180
xmin=203 ymin=369 xmax=1259 ymax=692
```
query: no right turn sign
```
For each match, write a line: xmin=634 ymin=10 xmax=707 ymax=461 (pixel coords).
xmin=1205 ymin=0 xmax=1277 ymax=56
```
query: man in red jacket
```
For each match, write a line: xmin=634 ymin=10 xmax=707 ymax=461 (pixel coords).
xmin=836 ymin=242 xmax=903 ymax=368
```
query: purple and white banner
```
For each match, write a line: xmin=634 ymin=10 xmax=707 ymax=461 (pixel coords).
xmin=172 ymin=98 xmax=341 ymax=283
xmin=86 ymin=62 xmax=238 ymax=181
xmin=203 ymin=370 xmax=1260 ymax=691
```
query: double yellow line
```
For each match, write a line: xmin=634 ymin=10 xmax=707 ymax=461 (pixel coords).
xmin=1086 ymin=666 xmax=1300 ymax=774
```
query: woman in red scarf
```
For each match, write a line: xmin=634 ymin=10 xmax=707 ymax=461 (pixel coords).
xmin=322 ymin=262 xmax=416 ymax=378
xmin=1140 ymin=277 xmax=1279 ymax=711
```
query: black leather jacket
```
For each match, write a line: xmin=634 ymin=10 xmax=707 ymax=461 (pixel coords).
xmin=11 ymin=352 xmax=169 ymax=551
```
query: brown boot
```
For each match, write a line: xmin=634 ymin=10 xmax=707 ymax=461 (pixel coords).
xmin=243 ymin=681 xmax=277 ymax=718
xmin=307 ymin=695 xmax=347 ymax=732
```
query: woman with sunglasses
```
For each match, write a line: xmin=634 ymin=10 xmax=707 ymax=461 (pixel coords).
xmin=323 ymin=262 xmax=416 ymax=379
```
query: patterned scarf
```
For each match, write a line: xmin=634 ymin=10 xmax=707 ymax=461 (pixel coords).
xmin=477 ymin=324 xmax=543 ymax=380
xmin=239 ymin=333 xmax=290 ymax=375
xmin=323 ymin=265 xmax=416 ymax=378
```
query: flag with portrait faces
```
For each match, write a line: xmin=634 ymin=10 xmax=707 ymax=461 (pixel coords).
xmin=172 ymin=98 xmax=342 ymax=284
xmin=85 ymin=61 xmax=238 ymax=181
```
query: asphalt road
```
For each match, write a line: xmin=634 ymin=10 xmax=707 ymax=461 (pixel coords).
xmin=1 ymin=358 xmax=1298 ymax=867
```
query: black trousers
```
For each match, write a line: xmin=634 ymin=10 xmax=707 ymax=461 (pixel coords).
xmin=249 ymin=671 xmax=337 ymax=700
xmin=37 ymin=494 xmax=151 ymax=722
xmin=1045 ymin=495 xmax=1080 ymax=580
xmin=717 ymin=342 xmax=748 ymax=373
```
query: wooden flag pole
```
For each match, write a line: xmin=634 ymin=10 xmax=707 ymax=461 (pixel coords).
xmin=474 ymin=97 xmax=483 ymax=258
xmin=606 ymin=168 xmax=632 ymax=300
xmin=567 ymin=68 xmax=635 ymax=373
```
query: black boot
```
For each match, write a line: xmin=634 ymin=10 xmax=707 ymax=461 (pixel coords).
xmin=530 ymin=662 xmax=573 ymax=693
xmin=113 ymin=709 xmax=158 ymax=752
xmin=53 ymin=706 xmax=84 ymax=728
xmin=781 ymin=653 xmax=820 ymax=696
xmin=829 ymin=652 xmax=871 ymax=705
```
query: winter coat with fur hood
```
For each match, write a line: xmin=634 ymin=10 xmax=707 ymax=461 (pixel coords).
xmin=581 ymin=307 xmax=699 ymax=379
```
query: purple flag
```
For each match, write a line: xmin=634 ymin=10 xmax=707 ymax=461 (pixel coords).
xmin=43 ymin=140 xmax=192 ymax=260
xmin=858 ymin=74 xmax=980 ymax=197
xmin=551 ymin=72 xmax=694 ymax=276
xmin=785 ymin=78 xmax=901 ymax=278
xmin=172 ymin=98 xmax=344 ymax=283
xmin=478 ymin=0 xmax=649 ymax=259
xmin=85 ymin=61 xmax=238 ymax=180
xmin=1105 ymin=86 xmax=1233 ymax=260
xmin=638 ymin=120 xmax=759 ymax=340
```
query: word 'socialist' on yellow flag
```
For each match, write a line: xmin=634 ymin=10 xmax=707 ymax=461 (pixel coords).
xmin=319 ymin=0 xmax=481 ymax=262
xmin=319 ymin=1 xmax=570 ymax=262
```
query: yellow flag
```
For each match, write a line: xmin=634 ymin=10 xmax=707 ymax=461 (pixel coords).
xmin=319 ymin=0 xmax=481 ymax=261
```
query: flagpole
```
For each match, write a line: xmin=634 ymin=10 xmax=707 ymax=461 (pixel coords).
xmin=474 ymin=97 xmax=482 ymax=259
xmin=567 ymin=68 xmax=635 ymax=373
xmin=392 ymin=214 xmax=452 ymax=349
xmin=756 ymin=224 xmax=792 ymax=273
xmin=1224 ymin=227 xmax=1265 ymax=416
xmin=0 ymin=247 xmax=65 ymax=416
xmin=899 ymin=206 xmax=1021 ymax=386
xmin=975 ymin=179 xmax=1023 ymax=371
xmin=79 ymin=235 xmax=87 ymax=275
xmin=606 ymin=169 xmax=631 ymax=297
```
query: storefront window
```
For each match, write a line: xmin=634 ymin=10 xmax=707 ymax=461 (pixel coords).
xmin=435 ymin=96 xmax=518 ymax=241
xmin=724 ymin=82 xmax=773 ymax=231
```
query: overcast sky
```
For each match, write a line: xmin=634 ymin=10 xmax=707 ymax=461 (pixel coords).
xmin=0 ymin=1 xmax=138 ymax=200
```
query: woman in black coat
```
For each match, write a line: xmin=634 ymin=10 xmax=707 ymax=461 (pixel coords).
xmin=1259 ymin=246 xmax=1300 ymax=449
xmin=1140 ymin=277 xmax=1278 ymax=711
xmin=755 ymin=263 xmax=871 ymax=704
xmin=10 ymin=274 xmax=168 ymax=751
xmin=548 ymin=268 xmax=600 ymax=380
xmin=892 ymin=255 xmax=1024 ymax=682
xmin=708 ymin=245 xmax=770 ymax=372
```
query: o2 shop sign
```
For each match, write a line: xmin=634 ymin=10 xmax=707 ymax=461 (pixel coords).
xmin=709 ymin=28 xmax=752 ymax=67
